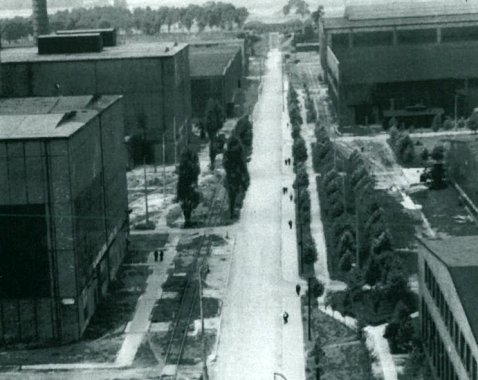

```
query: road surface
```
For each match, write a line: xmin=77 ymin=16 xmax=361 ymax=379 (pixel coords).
xmin=211 ymin=38 xmax=305 ymax=380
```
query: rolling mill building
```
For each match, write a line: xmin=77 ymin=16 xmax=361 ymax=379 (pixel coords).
xmin=0 ymin=95 xmax=128 ymax=344
xmin=319 ymin=2 xmax=478 ymax=127
xmin=0 ymin=32 xmax=191 ymax=165
xmin=189 ymin=45 xmax=243 ymax=119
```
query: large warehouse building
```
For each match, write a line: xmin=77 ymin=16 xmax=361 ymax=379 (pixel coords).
xmin=417 ymin=236 xmax=478 ymax=380
xmin=0 ymin=37 xmax=191 ymax=164
xmin=0 ymin=95 xmax=129 ymax=344
xmin=319 ymin=2 xmax=478 ymax=127
xmin=189 ymin=45 xmax=243 ymax=119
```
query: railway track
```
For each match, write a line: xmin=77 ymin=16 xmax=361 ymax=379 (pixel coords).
xmin=161 ymin=185 xmax=227 ymax=379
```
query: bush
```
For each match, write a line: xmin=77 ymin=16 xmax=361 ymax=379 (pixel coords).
xmin=293 ymin=137 xmax=308 ymax=163
xmin=308 ymin=277 xmax=325 ymax=298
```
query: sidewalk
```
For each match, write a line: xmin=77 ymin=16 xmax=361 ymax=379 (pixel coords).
xmin=280 ymin=77 xmax=306 ymax=380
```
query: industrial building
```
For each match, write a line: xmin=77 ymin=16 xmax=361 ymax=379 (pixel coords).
xmin=417 ymin=236 xmax=478 ymax=380
xmin=189 ymin=45 xmax=243 ymax=119
xmin=319 ymin=2 xmax=478 ymax=127
xmin=0 ymin=36 xmax=191 ymax=164
xmin=0 ymin=95 xmax=129 ymax=344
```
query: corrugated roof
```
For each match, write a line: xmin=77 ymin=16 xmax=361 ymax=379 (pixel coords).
xmin=0 ymin=42 xmax=187 ymax=64
xmin=189 ymin=46 xmax=241 ymax=78
xmin=0 ymin=95 xmax=121 ymax=139
xmin=324 ymin=2 xmax=478 ymax=30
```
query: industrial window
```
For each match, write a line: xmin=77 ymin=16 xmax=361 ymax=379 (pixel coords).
xmin=460 ymin=333 xmax=466 ymax=360
xmin=354 ymin=31 xmax=394 ymax=47
xmin=442 ymin=26 xmax=478 ymax=43
xmin=473 ymin=359 xmax=477 ymax=380
xmin=0 ymin=204 xmax=50 ymax=298
xmin=397 ymin=28 xmax=436 ymax=45
xmin=466 ymin=345 xmax=472 ymax=374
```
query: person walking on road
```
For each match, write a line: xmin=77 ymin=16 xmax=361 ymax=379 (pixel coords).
xmin=288 ymin=220 xmax=293 ymax=229
xmin=282 ymin=311 xmax=289 ymax=324
xmin=159 ymin=250 xmax=164 ymax=262
xmin=154 ymin=250 xmax=159 ymax=262
xmin=290 ymin=194 xmax=293 ymax=201
xmin=296 ymin=284 xmax=301 ymax=296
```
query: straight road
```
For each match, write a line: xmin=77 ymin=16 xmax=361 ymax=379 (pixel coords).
xmin=212 ymin=35 xmax=305 ymax=380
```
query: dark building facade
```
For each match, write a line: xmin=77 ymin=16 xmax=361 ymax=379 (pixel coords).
xmin=417 ymin=236 xmax=478 ymax=380
xmin=0 ymin=41 xmax=191 ymax=164
xmin=320 ymin=3 xmax=478 ymax=127
xmin=0 ymin=96 xmax=128 ymax=344
xmin=190 ymin=45 xmax=243 ymax=119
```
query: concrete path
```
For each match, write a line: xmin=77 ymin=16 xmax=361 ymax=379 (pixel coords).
xmin=212 ymin=44 xmax=305 ymax=380
xmin=115 ymin=234 xmax=179 ymax=367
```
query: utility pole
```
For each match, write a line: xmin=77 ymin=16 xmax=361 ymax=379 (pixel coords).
xmin=162 ymin=133 xmax=167 ymax=198
xmin=198 ymin=263 xmax=208 ymax=380
xmin=308 ymin=276 xmax=312 ymax=341
xmin=173 ymin=117 xmax=177 ymax=165
xmin=454 ymin=94 xmax=458 ymax=129
xmin=143 ymin=155 xmax=149 ymax=224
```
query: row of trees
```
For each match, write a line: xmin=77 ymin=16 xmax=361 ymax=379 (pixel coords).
xmin=288 ymin=84 xmax=317 ymax=268
xmin=176 ymin=100 xmax=251 ymax=226
xmin=313 ymin=124 xmax=416 ymax=344
xmin=0 ymin=2 xmax=249 ymax=43
xmin=389 ymin=126 xmax=415 ymax=164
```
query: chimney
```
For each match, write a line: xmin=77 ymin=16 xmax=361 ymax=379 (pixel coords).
xmin=32 ymin=0 xmax=50 ymax=40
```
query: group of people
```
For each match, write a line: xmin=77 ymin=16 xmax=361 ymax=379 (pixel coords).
xmin=284 ymin=158 xmax=292 ymax=166
xmin=282 ymin=284 xmax=302 ymax=324
xmin=153 ymin=249 xmax=164 ymax=262
xmin=282 ymin=186 xmax=294 ymax=202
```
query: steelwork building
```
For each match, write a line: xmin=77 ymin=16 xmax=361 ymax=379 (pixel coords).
xmin=0 ymin=39 xmax=191 ymax=164
xmin=0 ymin=95 xmax=128 ymax=344
xmin=417 ymin=236 xmax=478 ymax=380
xmin=189 ymin=45 xmax=243 ymax=119
xmin=319 ymin=2 xmax=478 ymax=127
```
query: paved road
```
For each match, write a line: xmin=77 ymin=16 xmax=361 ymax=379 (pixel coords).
xmin=211 ymin=38 xmax=305 ymax=380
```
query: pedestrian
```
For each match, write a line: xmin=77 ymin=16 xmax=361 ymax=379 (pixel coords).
xmin=282 ymin=311 xmax=289 ymax=324
xmin=284 ymin=159 xmax=288 ymax=165
xmin=290 ymin=194 xmax=293 ymax=201
xmin=288 ymin=220 xmax=293 ymax=229
xmin=296 ymin=284 xmax=301 ymax=296
xmin=154 ymin=250 xmax=159 ymax=262
xmin=282 ymin=186 xmax=286 ymax=194
xmin=160 ymin=250 xmax=164 ymax=262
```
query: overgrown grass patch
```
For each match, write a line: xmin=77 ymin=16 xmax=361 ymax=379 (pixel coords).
xmin=411 ymin=187 xmax=478 ymax=236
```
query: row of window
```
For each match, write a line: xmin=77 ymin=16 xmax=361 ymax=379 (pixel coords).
xmin=424 ymin=261 xmax=478 ymax=380
xmin=422 ymin=300 xmax=460 ymax=380
xmin=331 ymin=26 xmax=478 ymax=48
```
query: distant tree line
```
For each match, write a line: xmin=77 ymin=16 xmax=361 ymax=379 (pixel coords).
xmin=0 ymin=2 xmax=249 ymax=43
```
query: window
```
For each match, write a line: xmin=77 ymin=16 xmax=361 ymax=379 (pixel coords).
xmin=460 ymin=333 xmax=466 ymax=360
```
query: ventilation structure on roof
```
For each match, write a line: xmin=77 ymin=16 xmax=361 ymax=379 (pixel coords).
xmin=56 ymin=28 xmax=117 ymax=47
xmin=38 ymin=34 xmax=103 ymax=55
xmin=32 ymin=0 xmax=50 ymax=40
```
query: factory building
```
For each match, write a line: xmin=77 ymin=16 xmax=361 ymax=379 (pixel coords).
xmin=0 ymin=95 xmax=128 ymax=344
xmin=319 ymin=2 xmax=478 ymax=127
xmin=0 ymin=35 xmax=191 ymax=164
xmin=417 ymin=236 xmax=478 ymax=380
xmin=189 ymin=45 xmax=243 ymax=119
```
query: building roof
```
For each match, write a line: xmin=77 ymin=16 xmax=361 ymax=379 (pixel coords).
xmin=0 ymin=42 xmax=187 ymax=64
xmin=0 ymin=95 xmax=121 ymax=140
xmin=323 ymin=2 xmax=478 ymax=30
xmin=189 ymin=45 xmax=241 ymax=78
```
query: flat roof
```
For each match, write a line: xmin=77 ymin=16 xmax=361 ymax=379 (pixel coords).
xmin=0 ymin=95 xmax=121 ymax=140
xmin=189 ymin=45 xmax=241 ymax=78
xmin=0 ymin=42 xmax=188 ymax=64
xmin=323 ymin=2 xmax=478 ymax=30
xmin=420 ymin=235 xmax=478 ymax=267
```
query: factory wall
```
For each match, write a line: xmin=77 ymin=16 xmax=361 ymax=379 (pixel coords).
xmin=0 ymin=100 xmax=129 ymax=344
xmin=0 ymin=49 xmax=192 ymax=164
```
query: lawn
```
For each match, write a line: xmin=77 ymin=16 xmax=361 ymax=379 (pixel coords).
xmin=410 ymin=186 xmax=478 ymax=236
xmin=301 ymin=298 xmax=375 ymax=380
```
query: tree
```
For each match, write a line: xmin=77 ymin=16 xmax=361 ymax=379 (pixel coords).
xmin=468 ymin=112 xmax=478 ymax=133
xmin=205 ymin=99 xmax=225 ymax=169
xmin=308 ymin=277 xmax=325 ymax=298
xmin=339 ymin=250 xmax=354 ymax=272
xmin=311 ymin=5 xmax=324 ymax=25
xmin=431 ymin=144 xmax=445 ymax=161
xmin=293 ymin=137 xmax=308 ymax=164
xmin=223 ymin=137 xmax=250 ymax=218
xmin=429 ymin=162 xmax=446 ymax=189
xmin=431 ymin=114 xmax=442 ymax=131
xmin=177 ymin=148 xmax=201 ymax=227
xmin=420 ymin=148 xmax=429 ymax=161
